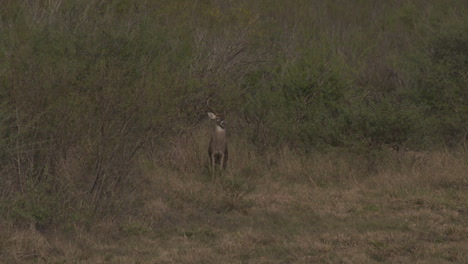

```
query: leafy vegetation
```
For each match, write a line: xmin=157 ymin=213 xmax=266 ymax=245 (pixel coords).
xmin=0 ymin=0 xmax=467 ymax=263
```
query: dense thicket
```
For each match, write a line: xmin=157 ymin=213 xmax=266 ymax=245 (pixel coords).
xmin=0 ymin=0 xmax=466 ymax=227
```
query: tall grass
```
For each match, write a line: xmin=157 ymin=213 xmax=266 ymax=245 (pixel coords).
xmin=1 ymin=142 xmax=466 ymax=263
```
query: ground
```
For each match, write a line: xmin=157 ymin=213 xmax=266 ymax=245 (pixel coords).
xmin=1 ymin=149 xmax=467 ymax=263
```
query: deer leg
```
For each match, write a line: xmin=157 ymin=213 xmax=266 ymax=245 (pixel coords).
xmin=219 ymin=153 xmax=224 ymax=170
xmin=223 ymin=155 xmax=227 ymax=169
xmin=211 ymin=155 xmax=216 ymax=171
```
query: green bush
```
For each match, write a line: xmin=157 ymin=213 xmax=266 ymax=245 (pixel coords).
xmin=415 ymin=26 xmax=468 ymax=147
xmin=0 ymin=0 xmax=466 ymax=228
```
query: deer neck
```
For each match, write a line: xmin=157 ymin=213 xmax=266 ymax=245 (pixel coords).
xmin=214 ymin=125 xmax=226 ymax=140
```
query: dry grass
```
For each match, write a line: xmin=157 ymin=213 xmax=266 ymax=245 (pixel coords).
xmin=1 ymin=143 xmax=467 ymax=263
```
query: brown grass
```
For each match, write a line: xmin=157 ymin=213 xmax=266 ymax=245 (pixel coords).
xmin=1 ymin=139 xmax=467 ymax=263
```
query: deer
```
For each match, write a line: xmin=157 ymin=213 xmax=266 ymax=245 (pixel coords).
xmin=207 ymin=100 xmax=228 ymax=170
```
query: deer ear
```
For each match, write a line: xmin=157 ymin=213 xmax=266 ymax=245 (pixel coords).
xmin=207 ymin=112 xmax=217 ymax=119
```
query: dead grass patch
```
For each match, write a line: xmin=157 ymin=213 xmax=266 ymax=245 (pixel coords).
xmin=1 ymin=150 xmax=467 ymax=263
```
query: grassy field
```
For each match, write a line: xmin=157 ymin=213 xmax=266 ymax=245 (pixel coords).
xmin=1 ymin=140 xmax=467 ymax=263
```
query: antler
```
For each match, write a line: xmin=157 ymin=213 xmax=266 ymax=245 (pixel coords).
xmin=206 ymin=98 xmax=217 ymax=114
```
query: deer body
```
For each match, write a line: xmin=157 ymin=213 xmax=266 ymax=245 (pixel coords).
xmin=208 ymin=112 xmax=228 ymax=170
